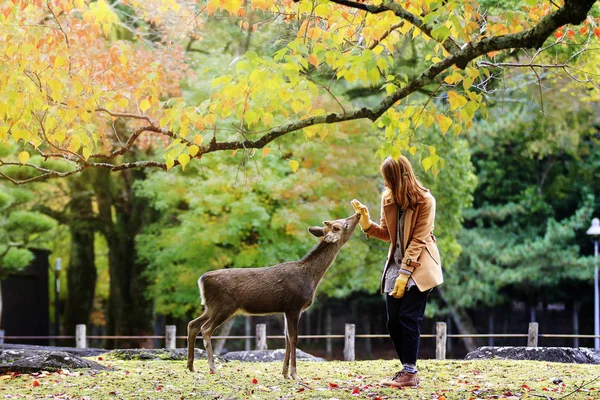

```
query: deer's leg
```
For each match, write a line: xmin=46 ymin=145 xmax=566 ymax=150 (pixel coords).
xmin=284 ymin=310 xmax=301 ymax=380
xmin=187 ymin=312 xmax=209 ymax=372
xmin=201 ymin=312 xmax=233 ymax=374
xmin=283 ymin=315 xmax=291 ymax=379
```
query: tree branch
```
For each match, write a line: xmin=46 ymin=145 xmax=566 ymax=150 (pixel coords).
xmin=327 ymin=0 xmax=462 ymax=58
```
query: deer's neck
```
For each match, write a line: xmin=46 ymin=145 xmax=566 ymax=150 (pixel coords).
xmin=300 ymin=241 xmax=341 ymax=284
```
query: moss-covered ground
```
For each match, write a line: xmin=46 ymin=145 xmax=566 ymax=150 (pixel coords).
xmin=1 ymin=356 xmax=598 ymax=399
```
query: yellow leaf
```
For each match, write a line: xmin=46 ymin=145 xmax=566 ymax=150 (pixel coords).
xmin=279 ymin=89 xmax=291 ymax=103
xmin=291 ymin=101 xmax=303 ymax=114
xmin=54 ymin=56 xmax=67 ymax=68
xmin=194 ymin=135 xmax=204 ymax=146
xmin=453 ymin=124 xmax=462 ymax=136
xmin=262 ymin=147 xmax=271 ymax=158
xmin=289 ymin=159 xmax=299 ymax=172
xmin=262 ymin=113 xmax=273 ymax=126
xmin=436 ymin=114 xmax=452 ymax=135
xmin=444 ymin=72 xmax=462 ymax=85
xmin=140 ymin=99 xmax=151 ymax=113
xmin=204 ymin=114 xmax=216 ymax=126
xmin=18 ymin=151 xmax=29 ymax=164
xmin=74 ymin=0 xmax=85 ymax=9
xmin=447 ymin=91 xmax=467 ymax=111
xmin=178 ymin=153 xmax=190 ymax=170
xmin=409 ymin=146 xmax=417 ymax=155
xmin=232 ymin=149 xmax=238 ymax=157
xmin=422 ymin=156 xmax=433 ymax=171
xmin=48 ymin=79 xmax=63 ymax=96
xmin=308 ymin=54 xmax=319 ymax=67
xmin=117 ymin=97 xmax=129 ymax=108
xmin=165 ymin=157 xmax=174 ymax=170
xmin=55 ymin=129 xmax=66 ymax=144
xmin=189 ymin=145 xmax=199 ymax=157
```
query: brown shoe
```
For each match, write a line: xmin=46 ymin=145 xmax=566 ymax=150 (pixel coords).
xmin=385 ymin=371 xmax=419 ymax=388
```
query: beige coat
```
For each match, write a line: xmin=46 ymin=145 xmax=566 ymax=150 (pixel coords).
xmin=365 ymin=190 xmax=443 ymax=293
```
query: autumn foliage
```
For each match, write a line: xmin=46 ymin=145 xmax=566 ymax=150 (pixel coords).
xmin=0 ymin=0 xmax=598 ymax=183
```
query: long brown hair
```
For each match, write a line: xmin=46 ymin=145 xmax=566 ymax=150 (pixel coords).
xmin=380 ymin=156 xmax=428 ymax=210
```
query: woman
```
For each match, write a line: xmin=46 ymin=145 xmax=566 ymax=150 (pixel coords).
xmin=351 ymin=155 xmax=443 ymax=388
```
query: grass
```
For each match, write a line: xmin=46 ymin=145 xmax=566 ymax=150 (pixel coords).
xmin=1 ymin=356 xmax=599 ymax=399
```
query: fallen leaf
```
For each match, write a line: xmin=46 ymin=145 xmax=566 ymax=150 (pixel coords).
xmin=329 ymin=382 xmax=339 ymax=388
xmin=252 ymin=378 xmax=258 ymax=384
xmin=32 ymin=380 xmax=40 ymax=387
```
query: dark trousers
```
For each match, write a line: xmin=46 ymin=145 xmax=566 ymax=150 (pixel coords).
xmin=386 ymin=286 xmax=431 ymax=365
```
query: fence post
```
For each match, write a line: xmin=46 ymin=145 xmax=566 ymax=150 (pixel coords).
xmin=256 ymin=324 xmax=267 ymax=350
xmin=344 ymin=324 xmax=355 ymax=361
xmin=165 ymin=325 xmax=176 ymax=349
xmin=528 ymin=322 xmax=538 ymax=347
xmin=0 ymin=329 xmax=4 ymax=344
xmin=75 ymin=324 xmax=87 ymax=349
xmin=436 ymin=322 xmax=447 ymax=360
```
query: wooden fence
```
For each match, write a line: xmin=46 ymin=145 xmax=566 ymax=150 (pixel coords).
xmin=2 ymin=322 xmax=599 ymax=361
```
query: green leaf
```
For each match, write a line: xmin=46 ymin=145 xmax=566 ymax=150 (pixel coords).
xmin=431 ymin=25 xmax=451 ymax=42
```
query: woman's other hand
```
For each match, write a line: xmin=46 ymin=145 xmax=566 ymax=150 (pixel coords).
xmin=390 ymin=273 xmax=410 ymax=298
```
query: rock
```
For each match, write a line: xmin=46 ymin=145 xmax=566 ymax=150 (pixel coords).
xmin=221 ymin=349 xmax=325 ymax=362
xmin=107 ymin=348 xmax=210 ymax=361
xmin=0 ymin=350 xmax=108 ymax=374
xmin=465 ymin=346 xmax=600 ymax=364
xmin=0 ymin=343 xmax=107 ymax=357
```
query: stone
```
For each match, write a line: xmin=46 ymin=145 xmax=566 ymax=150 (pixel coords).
xmin=107 ymin=348 xmax=210 ymax=361
xmin=465 ymin=346 xmax=600 ymax=364
xmin=0 ymin=350 xmax=108 ymax=374
xmin=0 ymin=343 xmax=107 ymax=357
xmin=221 ymin=349 xmax=325 ymax=362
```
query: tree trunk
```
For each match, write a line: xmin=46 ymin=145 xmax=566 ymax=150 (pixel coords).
xmin=213 ymin=317 xmax=236 ymax=355
xmin=438 ymin=287 xmax=479 ymax=353
xmin=63 ymin=173 xmax=97 ymax=341
xmin=0 ymin=281 xmax=3 ymax=331
xmin=325 ymin=306 xmax=332 ymax=358
xmin=573 ymin=301 xmax=580 ymax=348
xmin=95 ymin=167 xmax=155 ymax=348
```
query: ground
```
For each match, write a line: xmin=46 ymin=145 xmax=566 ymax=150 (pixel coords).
xmin=0 ymin=357 xmax=598 ymax=399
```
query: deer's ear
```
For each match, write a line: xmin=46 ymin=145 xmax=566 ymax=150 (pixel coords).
xmin=323 ymin=221 xmax=333 ymax=227
xmin=308 ymin=226 xmax=325 ymax=237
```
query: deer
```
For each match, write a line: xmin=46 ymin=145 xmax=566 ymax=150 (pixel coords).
xmin=187 ymin=212 xmax=361 ymax=379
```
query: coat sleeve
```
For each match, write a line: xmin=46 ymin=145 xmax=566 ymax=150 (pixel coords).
xmin=364 ymin=195 xmax=391 ymax=242
xmin=402 ymin=194 xmax=435 ymax=268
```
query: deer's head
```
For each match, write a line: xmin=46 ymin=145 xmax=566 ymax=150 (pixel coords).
xmin=308 ymin=213 xmax=361 ymax=246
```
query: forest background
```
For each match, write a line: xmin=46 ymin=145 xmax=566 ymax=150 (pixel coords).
xmin=0 ymin=0 xmax=599 ymax=359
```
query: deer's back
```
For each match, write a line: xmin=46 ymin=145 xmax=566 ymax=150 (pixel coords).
xmin=199 ymin=262 xmax=316 ymax=315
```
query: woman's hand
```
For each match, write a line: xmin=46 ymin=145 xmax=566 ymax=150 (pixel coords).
xmin=351 ymin=199 xmax=372 ymax=230
xmin=390 ymin=273 xmax=410 ymax=299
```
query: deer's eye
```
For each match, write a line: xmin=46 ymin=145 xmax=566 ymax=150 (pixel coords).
xmin=343 ymin=223 xmax=349 ymax=229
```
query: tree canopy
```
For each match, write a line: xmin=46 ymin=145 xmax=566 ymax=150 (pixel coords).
xmin=0 ymin=0 xmax=598 ymax=184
